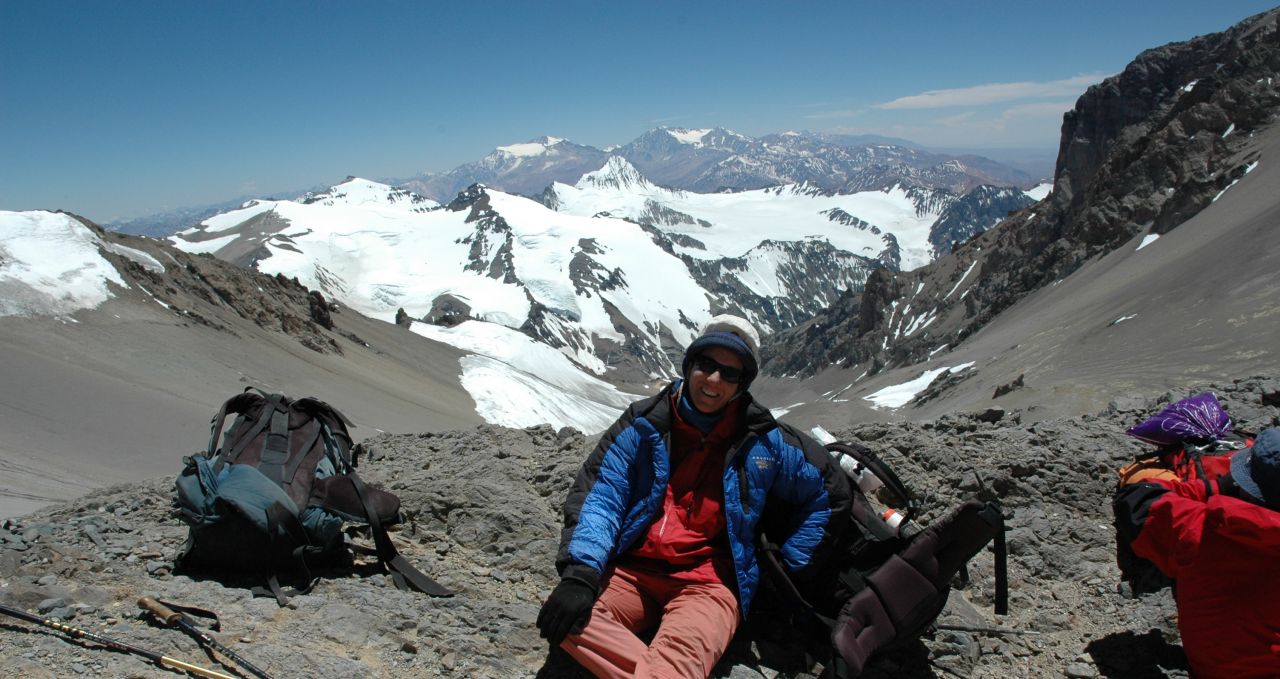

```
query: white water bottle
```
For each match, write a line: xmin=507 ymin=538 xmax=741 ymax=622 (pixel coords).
xmin=811 ymin=426 xmax=884 ymax=494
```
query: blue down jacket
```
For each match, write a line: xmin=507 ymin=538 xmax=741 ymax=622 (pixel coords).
xmin=555 ymin=381 xmax=851 ymax=616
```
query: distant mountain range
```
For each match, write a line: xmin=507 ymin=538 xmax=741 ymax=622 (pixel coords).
xmin=107 ymin=129 xmax=1047 ymax=237
xmin=399 ymin=128 xmax=1043 ymax=205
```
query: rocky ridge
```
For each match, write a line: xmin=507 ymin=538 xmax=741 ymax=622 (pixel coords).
xmin=763 ymin=8 xmax=1280 ymax=379
xmin=77 ymin=213 xmax=354 ymax=356
xmin=3 ymin=377 xmax=1277 ymax=678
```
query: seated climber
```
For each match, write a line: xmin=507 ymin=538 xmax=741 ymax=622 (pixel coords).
xmin=536 ymin=315 xmax=851 ymax=679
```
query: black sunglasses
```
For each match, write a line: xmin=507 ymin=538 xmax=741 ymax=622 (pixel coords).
xmin=691 ymin=355 xmax=743 ymax=384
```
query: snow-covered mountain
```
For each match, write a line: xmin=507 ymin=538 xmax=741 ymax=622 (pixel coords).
xmin=0 ymin=207 xmax=636 ymax=438
xmin=174 ymin=178 xmax=712 ymax=383
xmin=298 ymin=176 xmax=439 ymax=210
xmin=171 ymin=168 xmax=1046 ymax=410
xmin=0 ymin=211 xmax=164 ymax=317
xmin=548 ymin=157 xmax=1042 ymax=266
xmin=401 ymin=137 xmax=610 ymax=204
xmin=547 ymin=157 xmax=930 ymax=268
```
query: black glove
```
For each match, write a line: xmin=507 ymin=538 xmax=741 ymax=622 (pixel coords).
xmin=536 ymin=577 xmax=596 ymax=646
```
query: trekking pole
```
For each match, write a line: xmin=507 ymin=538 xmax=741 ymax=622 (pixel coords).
xmin=935 ymin=622 xmax=1038 ymax=636
xmin=138 ymin=597 xmax=276 ymax=679
xmin=0 ymin=602 xmax=236 ymax=679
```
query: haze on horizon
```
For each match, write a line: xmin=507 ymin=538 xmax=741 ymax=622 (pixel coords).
xmin=2 ymin=0 xmax=1275 ymax=222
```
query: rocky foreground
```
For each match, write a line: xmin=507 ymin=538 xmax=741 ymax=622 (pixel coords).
xmin=2 ymin=377 xmax=1278 ymax=678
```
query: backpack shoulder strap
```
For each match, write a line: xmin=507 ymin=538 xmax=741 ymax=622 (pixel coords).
xmin=206 ymin=390 xmax=262 ymax=456
xmin=344 ymin=470 xmax=453 ymax=597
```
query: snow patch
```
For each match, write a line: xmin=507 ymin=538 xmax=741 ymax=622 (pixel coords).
xmin=1024 ymin=183 xmax=1052 ymax=201
xmin=1136 ymin=234 xmax=1159 ymax=251
xmin=497 ymin=138 xmax=563 ymax=157
xmin=102 ymin=242 xmax=165 ymax=273
xmin=944 ymin=260 xmax=979 ymax=299
xmin=863 ymin=363 xmax=975 ymax=409
xmin=0 ymin=210 xmax=130 ymax=317
xmin=410 ymin=320 xmax=639 ymax=433
xmin=667 ymin=128 xmax=712 ymax=145
xmin=1212 ymin=161 xmax=1258 ymax=202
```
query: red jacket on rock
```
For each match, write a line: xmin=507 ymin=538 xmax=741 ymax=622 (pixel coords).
xmin=1115 ymin=478 xmax=1280 ymax=678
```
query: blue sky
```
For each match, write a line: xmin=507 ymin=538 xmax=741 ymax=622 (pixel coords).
xmin=2 ymin=1 xmax=1275 ymax=221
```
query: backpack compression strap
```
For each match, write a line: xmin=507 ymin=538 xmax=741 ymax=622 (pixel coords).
xmin=251 ymin=502 xmax=319 ymax=607
xmin=257 ymin=402 xmax=293 ymax=485
xmin=206 ymin=390 xmax=264 ymax=466
xmin=345 ymin=470 xmax=453 ymax=597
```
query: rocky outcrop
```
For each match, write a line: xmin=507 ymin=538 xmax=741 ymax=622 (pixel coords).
xmin=928 ymin=186 xmax=1034 ymax=257
xmin=422 ymin=294 xmax=472 ymax=327
xmin=682 ymin=239 xmax=878 ymax=336
xmin=84 ymin=215 xmax=347 ymax=355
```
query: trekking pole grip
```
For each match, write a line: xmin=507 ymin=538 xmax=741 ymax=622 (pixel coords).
xmin=138 ymin=596 xmax=183 ymax=626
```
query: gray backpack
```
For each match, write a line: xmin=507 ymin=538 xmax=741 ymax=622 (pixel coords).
xmin=174 ymin=389 xmax=451 ymax=604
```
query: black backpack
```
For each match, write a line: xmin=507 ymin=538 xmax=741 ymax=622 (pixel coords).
xmin=174 ymin=388 xmax=452 ymax=604
xmin=758 ymin=439 xmax=1007 ymax=677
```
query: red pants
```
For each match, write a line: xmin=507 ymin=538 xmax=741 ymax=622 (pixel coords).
xmin=561 ymin=563 xmax=740 ymax=679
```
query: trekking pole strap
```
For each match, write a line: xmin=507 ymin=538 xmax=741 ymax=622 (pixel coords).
xmin=154 ymin=599 xmax=221 ymax=631
xmin=139 ymin=598 xmax=276 ymax=679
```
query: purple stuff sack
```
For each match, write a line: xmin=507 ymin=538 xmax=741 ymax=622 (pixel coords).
xmin=1125 ymin=392 xmax=1232 ymax=446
